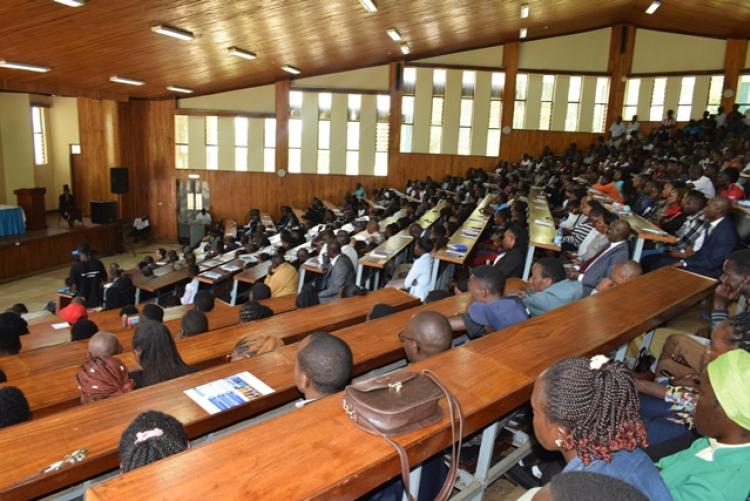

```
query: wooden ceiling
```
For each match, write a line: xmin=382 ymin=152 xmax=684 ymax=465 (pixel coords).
xmin=0 ymin=0 xmax=748 ymax=100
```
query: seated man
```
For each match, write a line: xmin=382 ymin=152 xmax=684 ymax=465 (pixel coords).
xmin=449 ymin=265 xmax=528 ymax=339
xmin=658 ymin=350 xmax=750 ymax=500
xmin=317 ymin=242 xmax=355 ymax=304
xmin=520 ymin=257 xmax=583 ymax=316
xmin=267 ymin=254 xmax=299 ymax=298
xmin=592 ymin=260 xmax=643 ymax=294
xmin=492 ymin=225 xmax=526 ymax=279
xmin=88 ymin=331 xmax=122 ymax=358
xmin=294 ymin=331 xmax=353 ymax=407
xmin=575 ymin=219 xmax=631 ymax=296
xmin=139 ymin=303 xmax=164 ymax=323
xmin=0 ymin=387 xmax=30 ymax=429
xmin=180 ymin=264 xmax=201 ymax=306
xmin=178 ymin=310 xmax=208 ymax=338
xmin=193 ymin=290 xmax=215 ymax=313
xmin=387 ymin=237 xmax=435 ymax=301
xmin=399 ymin=311 xmax=453 ymax=363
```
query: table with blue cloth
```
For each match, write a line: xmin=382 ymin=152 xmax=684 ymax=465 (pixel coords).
xmin=0 ymin=205 xmax=26 ymax=237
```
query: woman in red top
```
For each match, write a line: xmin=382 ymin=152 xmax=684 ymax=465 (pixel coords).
xmin=592 ymin=172 xmax=623 ymax=204
xmin=717 ymin=167 xmax=746 ymax=203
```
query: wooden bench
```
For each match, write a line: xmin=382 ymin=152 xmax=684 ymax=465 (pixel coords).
xmin=86 ymin=268 xmax=716 ymax=500
xmin=0 ymin=294 xmax=462 ymax=499
xmin=430 ymin=194 xmax=494 ymax=289
xmin=0 ymin=295 xmax=298 ymax=381
xmin=524 ymin=186 xmax=560 ymax=280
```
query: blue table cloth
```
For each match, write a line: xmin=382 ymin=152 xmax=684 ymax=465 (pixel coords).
xmin=0 ymin=207 xmax=26 ymax=237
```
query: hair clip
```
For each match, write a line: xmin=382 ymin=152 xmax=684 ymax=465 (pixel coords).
xmin=42 ymin=449 xmax=88 ymax=474
xmin=134 ymin=428 xmax=163 ymax=445
xmin=589 ymin=355 xmax=610 ymax=370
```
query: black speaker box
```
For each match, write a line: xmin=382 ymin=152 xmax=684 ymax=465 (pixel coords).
xmin=90 ymin=200 xmax=117 ymax=224
xmin=110 ymin=167 xmax=129 ymax=194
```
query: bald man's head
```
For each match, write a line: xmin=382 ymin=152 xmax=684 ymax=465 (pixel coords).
xmin=704 ymin=196 xmax=732 ymax=221
xmin=400 ymin=311 xmax=452 ymax=363
xmin=606 ymin=219 xmax=631 ymax=243
xmin=88 ymin=331 xmax=122 ymax=358
xmin=611 ymin=260 xmax=643 ymax=286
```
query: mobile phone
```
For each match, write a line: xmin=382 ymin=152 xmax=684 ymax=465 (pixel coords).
xmin=127 ymin=316 xmax=140 ymax=328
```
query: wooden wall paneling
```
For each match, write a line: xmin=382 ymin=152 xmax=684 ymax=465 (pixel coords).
xmin=498 ymin=130 xmax=601 ymax=163
xmin=606 ymin=25 xmax=635 ymax=128
xmin=721 ymin=39 xmax=748 ymax=111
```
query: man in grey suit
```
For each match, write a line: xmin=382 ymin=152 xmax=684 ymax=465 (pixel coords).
xmin=318 ymin=241 xmax=356 ymax=304
xmin=579 ymin=219 xmax=632 ymax=296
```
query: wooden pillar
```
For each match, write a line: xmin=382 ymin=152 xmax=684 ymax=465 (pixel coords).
xmin=721 ymin=39 xmax=747 ymax=111
xmin=387 ymin=62 xmax=404 ymax=186
xmin=605 ymin=24 xmax=635 ymax=128
xmin=498 ymin=42 xmax=519 ymax=161
xmin=275 ymin=79 xmax=290 ymax=172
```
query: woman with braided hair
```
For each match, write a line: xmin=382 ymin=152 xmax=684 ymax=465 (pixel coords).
xmin=637 ymin=311 xmax=750 ymax=446
xmin=530 ymin=355 xmax=671 ymax=500
xmin=119 ymin=410 xmax=189 ymax=472
xmin=76 ymin=355 xmax=134 ymax=403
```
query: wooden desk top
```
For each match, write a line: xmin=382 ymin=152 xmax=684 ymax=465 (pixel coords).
xmin=0 ymin=296 xmax=297 ymax=381
xmin=87 ymin=269 xmax=715 ymax=501
xmin=527 ymin=187 xmax=560 ymax=252
xmin=433 ymin=194 xmax=493 ymax=264
xmin=0 ymin=294 xmax=458 ymax=499
xmin=234 ymin=260 xmax=273 ymax=285
xmin=323 ymin=200 xmax=343 ymax=217
xmin=359 ymin=200 xmax=446 ymax=270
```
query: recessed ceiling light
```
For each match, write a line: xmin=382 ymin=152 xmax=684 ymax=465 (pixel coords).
xmin=167 ymin=85 xmax=194 ymax=94
xmin=227 ymin=47 xmax=257 ymax=61
xmin=519 ymin=27 xmax=528 ymax=39
xmin=358 ymin=0 xmax=377 ymax=13
xmin=0 ymin=60 xmax=51 ymax=73
xmin=151 ymin=24 xmax=194 ymax=41
xmin=386 ymin=28 xmax=402 ymax=41
xmin=110 ymin=76 xmax=145 ymax=86
xmin=520 ymin=3 xmax=529 ymax=18
xmin=400 ymin=43 xmax=411 ymax=55
xmin=53 ymin=0 xmax=85 ymax=6
xmin=645 ymin=0 xmax=661 ymax=14
xmin=281 ymin=65 xmax=301 ymax=75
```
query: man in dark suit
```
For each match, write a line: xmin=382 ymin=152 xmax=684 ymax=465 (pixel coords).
xmin=492 ymin=225 xmax=527 ymax=278
xmin=579 ymin=219 xmax=632 ymax=295
xmin=317 ymin=241 xmax=355 ymax=304
xmin=675 ymin=196 xmax=738 ymax=278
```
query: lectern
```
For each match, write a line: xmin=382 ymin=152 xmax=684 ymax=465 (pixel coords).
xmin=14 ymin=187 xmax=47 ymax=230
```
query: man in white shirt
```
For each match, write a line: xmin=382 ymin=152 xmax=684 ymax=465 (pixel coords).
xmin=687 ymin=165 xmax=716 ymax=198
xmin=609 ymin=115 xmax=626 ymax=144
xmin=626 ymin=115 xmax=640 ymax=139
xmin=195 ymin=208 xmax=212 ymax=225
xmin=180 ymin=264 xmax=201 ymax=305
xmin=336 ymin=230 xmax=359 ymax=268
xmin=387 ymin=237 xmax=435 ymax=301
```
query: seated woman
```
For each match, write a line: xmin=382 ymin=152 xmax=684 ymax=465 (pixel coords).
xmin=530 ymin=355 xmax=671 ymax=500
xmin=130 ymin=321 xmax=195 ymax=389
xmin=637 ymin=311 xmax=750 ymax=446
xmin=76 ymin=356 xmax=135 ymax=403
xmin=118 ymin=410 xmax=189 ymax=472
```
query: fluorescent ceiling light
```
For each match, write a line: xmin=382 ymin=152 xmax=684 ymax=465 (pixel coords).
xmin=400 ymin=43 xmax=411 ymax=55
xmin=53 ymin=0 xmax=85 ymax=6
xmin=281 ymin=65 xmax=301 ymax=75
xmin=519 ymin=27 xmax=528 ymax=39
xmin=188 ymin=174 xmax=200 ymax=179
xmin=227 ymin=47 xmax=257 ymax=60
xmin=167 ymin=85 xmax=194 ymax=94
xmin=0 ymin=60 xmax=51 ymax=73
xmin=386 ymin=28 xmax=401 ymax=41
xmin=520 ymin=3 xmax=529 ymax=18
xmin=358 ymin=0 xmax=377 ymax=13
xmin=151 ymin=24 xmax=194 ymax=41
xmin=110 ymin=75 xmax=145 ymax=86
xmin=645 ymin=0 xmax=661 ymax=14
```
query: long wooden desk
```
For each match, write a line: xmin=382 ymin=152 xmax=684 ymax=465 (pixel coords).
xmin=86 ymin=268 xmax=716 ymax=500
xmin=229 ymin=260 xmax=273 ymax=305
xmin=0 ymin=294 xmax=458 ymax=499
xmin=356 ymin=200 xmax=446 ymax=288
xmin=429 ymin=194 xmax=494 ymax=289
xmin=0 ymin=296 xmax=297 ymax=381
xmin=523 ymin=187 xmax=560 ymax=280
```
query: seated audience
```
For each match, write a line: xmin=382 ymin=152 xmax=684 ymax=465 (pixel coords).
xmin=140 ymin=303 xmax=164 ymax=323
xmin=59 ymin=297 xmax=88 ymax=324
xmin=521 ymin=258 xmax=583 ymax=316
xmin=71 ymin=318 xmax=99 ymax=341
xmin=716 ymin=167 xmax=745 ymax=202
xmin=88 ymin=331 xmax=123 ymax=358
xmin=367 ymin=303 xmax=396 ymax=321
xmin=337 ymin=230 xmax=359 ymax=268
xmin=526 ymin=471 xmax=649 ymax=501
xmin=574 ymin=206 xmax=610 ymax=262
xmin=178 ymin=310 xmax=209 ymax=338
xmin=592 ymin=172 xmax=623 ymax=203
xmin=318 ymin=242 xmax=355 ymax=304
xmin=531 ymin=355 xmax=671 ymax=500
xmin=0 ymin=309 xmax=28 ymax=336
xmin=193 ymin=290 xmax=215 ymax=313
xmin=118 ymin=410 xmax=189 ymax=472
xmin=294 ymin=332 xmax=353 ymax=406
xmin=239 ymin=300 xmax=274 ymax=323
xmin=296 ymin=284 xmax=320 ymax=309
xmin=76 ymin=356 xmax=135 ymax=403
xmin=449 ymin=265 xmax=528 ymax=339
xmin=130 ymin=321 xmax=195 ymax=388
xmin=250 ymin=282 xmax=272 ymax=302
xmin=593 ymin=260 xmax=643 ymax=294
xmin=399 ymin=311 xmax=453 ymax=363
xmin=0 ymin=324 xmax=21 ymax=355
xmin=0 ymin=387 xmax=30 ymax=429
xmin=230 ymin=336 xmax=284 ymax=361
xmin=387 ymin=237 xmax=435 ymax=301
xmin=180 ymin=264 xmax=201 ymax=306
xmin=104 ymin=266 xmax=135 ymax=310
xmin=575 ymin=219 xmax=631 ymax=296
xmin=267 ymin=254 xmax=299 ymax=297
xmin=492 ymin=225 xmax=527 ymax=279
xmin=657 ymin=350 xmax=750 ymax=500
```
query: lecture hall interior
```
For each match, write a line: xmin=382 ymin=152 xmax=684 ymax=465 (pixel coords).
xmin=0 ymin=0 xmax=749 ymax=500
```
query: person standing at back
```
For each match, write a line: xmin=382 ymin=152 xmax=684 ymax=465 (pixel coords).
xmin=69 ymin=244 xmax=107 ymax=308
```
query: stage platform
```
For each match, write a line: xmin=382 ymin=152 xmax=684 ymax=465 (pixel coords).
xmin=0 ymin=214 xmax=122 ymax=283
